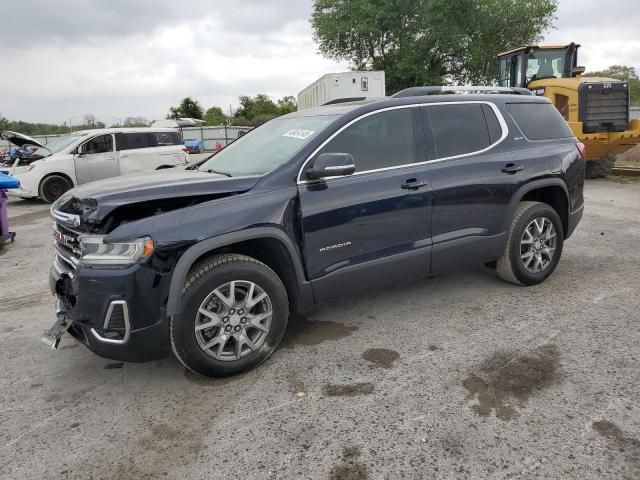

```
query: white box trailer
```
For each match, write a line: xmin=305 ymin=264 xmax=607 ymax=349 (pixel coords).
xmin=297 ymin=71 xmax=385 ymax=110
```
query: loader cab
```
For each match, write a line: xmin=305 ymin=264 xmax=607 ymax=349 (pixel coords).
xmin=497 ymin=43 xmax=581 ymax=88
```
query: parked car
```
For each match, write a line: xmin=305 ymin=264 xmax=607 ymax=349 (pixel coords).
xmin=46 ymin=92 xmax=584 ymax=377
xmin=0 ymin=128 xmax=189 ymax=203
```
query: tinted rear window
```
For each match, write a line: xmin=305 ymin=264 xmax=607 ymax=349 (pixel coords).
xmin=153 ymin=131 xmax=181 ymax=146
xmin=507 ymin=102 xmax=574 ymax=140
xmin=117 ymin=133 xmax=149 ymax=150
xmin=428 ymin=104 xmax=493 ymax=158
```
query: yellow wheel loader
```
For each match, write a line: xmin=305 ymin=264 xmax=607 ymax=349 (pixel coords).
xmin=497 ymin=43 xmax=640 ymax=177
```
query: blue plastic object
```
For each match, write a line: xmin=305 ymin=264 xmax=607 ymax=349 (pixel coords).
xmin=1 ymin=172 xmax=19 ymax=244
xmin=0 ymin=172 xmax=20 ymax=189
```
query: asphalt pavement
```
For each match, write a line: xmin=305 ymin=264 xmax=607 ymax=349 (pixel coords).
xmin=0 ymin=179 xmax=639 ymax=479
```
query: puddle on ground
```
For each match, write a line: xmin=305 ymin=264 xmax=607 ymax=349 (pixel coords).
xmin=329 ymin=446 xmax=368 ymax=480
xmin=104 ymin=362 xmax=124 ymax=370
xmin=322 ymin=382 xmax=374 ymax=397
xmin=280 ymin=314 xmax=358 ymax=349
xmin=592 ymin=420 xmax=640 ymax=475
xmin=463 ymin=344 xmax=560 ymax=421
xmin=593 ymin=420 xmax=625 ymax=444
xmin=362 ymin=348 xmax=400 ymax=369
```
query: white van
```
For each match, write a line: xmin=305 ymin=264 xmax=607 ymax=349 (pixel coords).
xmin=0 ymin=128 xmax=189 ymax=203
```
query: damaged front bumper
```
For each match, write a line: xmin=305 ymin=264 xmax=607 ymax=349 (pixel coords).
xmin=48 ymin=263 xmax=172 ymax=362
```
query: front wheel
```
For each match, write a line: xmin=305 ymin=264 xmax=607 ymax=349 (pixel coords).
xmin=39 ymin=175 xmax=73 ymax=204
xmin=496 ymin=201 xmax=564 ymax=286
xmin=170 ymin=254 xmax=289 ymax=377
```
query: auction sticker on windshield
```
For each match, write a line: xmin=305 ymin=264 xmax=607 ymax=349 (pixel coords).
xmin=282 ymin=129 xmax=314 ymax=140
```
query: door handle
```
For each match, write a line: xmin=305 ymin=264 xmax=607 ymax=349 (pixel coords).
xmin=501 ymin=163 xmax=524 ymax=174
xmin=106 ymin=157 xmax=115 ymax=160
xmin=401 ymin=178 xmax=428 ymax=190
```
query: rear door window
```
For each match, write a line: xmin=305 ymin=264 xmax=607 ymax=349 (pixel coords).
xmin=507 ymin=102 xmax=574 ymax=140
xmin=427 ymin=104 xmax=494 ymax=158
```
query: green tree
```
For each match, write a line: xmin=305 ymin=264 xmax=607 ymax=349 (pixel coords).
xmin=204 ymin=106 xmax=227 ymax=126
xmin=0 ymin=113 xmax=8 ymax=131
xmin=231 ymin=94 xmax=297 ymax=126
xmin=277 ymin=96 xmax=297 ymax=115
xmin=167 ymin=97 xmax=204 ymax=120
xmin=585 ymin=65 xmax=640 ymax=105
xmin=311 ymin=0 xmax=558 ymax=93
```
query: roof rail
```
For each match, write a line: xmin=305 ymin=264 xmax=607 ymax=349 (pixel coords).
xmin=392 ymin=86 xmax=532 ymax=98
xmin=321 ymin=97 xmax=367 ymax=106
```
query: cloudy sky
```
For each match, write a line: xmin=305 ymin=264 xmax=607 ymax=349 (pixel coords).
xmin=0 ymin=0 xmax=638 ymax=124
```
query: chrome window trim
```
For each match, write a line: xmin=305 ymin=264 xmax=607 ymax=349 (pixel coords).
xmin=51 ymin=205 xmax=81 ymax=227
xmin=296 ymin=101 xmax=509 ymax=184
xmin=90 ymin=300 xmax=131 ymax=345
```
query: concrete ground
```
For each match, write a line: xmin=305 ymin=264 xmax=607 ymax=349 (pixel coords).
xmin=0 ymin=179 xmax=639 ymax=480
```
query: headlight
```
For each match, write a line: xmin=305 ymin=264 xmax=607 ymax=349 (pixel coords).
xmin=79 ymin=235 xmax=154 ymax=267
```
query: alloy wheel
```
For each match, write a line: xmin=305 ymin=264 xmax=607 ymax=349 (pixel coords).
xmin=520 ymin=217 xmax=557 ymax=273
xmin=194 ymin=280 xmax=272 ymax=361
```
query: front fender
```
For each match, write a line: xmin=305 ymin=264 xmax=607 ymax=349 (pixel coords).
xmin=165 ymin=226 xmax=309 ymax=316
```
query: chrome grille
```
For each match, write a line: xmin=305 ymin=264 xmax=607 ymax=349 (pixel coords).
xmin=53 ymin=223 xmax=81 ymax=276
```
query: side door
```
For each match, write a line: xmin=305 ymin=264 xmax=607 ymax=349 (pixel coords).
xmin=74 ymin=134 xmax=119 ymax=184
xmin=115 ymin=132 xmax=153 ymax=175
xmin=152 ymin=131 xmax=184 ymax=166
xmin=423 ymin=102 xmax=533 ymax=272
xmin=298 ymin=106 xmax=432 ymax=303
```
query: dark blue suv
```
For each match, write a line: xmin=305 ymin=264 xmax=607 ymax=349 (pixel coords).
xmin=47 ymin=92 xmax=585 ymax=377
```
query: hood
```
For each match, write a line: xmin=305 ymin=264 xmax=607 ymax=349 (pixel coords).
xmin=0 ymin=130 xmax=50 ymax=151
xmin=54 ymin=168 xmax=261 ymax=228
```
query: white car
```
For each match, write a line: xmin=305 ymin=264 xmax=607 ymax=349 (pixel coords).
xmin=0 ymin=128 xmax=189 ymax=203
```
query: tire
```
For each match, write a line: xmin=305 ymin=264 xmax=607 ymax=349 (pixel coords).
xmin=170 ymin=254 xmax=289 ymax=377
xmin=585 ymin=154 xmax=616 ymax=179
xmin=39 ymin=174 xmax=73 ymax=204
xmin=496 ymin=201 xmax=564 ymax=286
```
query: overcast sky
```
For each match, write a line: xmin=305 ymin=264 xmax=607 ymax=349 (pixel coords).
xmin=0 ymin=0 xmax=638 ymax=124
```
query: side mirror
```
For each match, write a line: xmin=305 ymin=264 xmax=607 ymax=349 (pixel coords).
xmin=307 ymin=153 xmax=355 ymax=180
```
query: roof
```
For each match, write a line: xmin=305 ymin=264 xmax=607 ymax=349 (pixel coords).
xmin=284 ymin=93 xmax=550 ymax=119
xmin=69 ymin=127 xmax=179 ymax=135
xmin=498 ymin=44 xmax=579 ymax=56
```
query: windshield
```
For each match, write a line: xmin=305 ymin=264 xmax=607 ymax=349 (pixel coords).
xmin=526 ymin=49 xmax=566 ymax=82
xmin=42 ymin=134 xmax=86 ymax=155
xmin=197 ymin=115 xmax=339 ymax=176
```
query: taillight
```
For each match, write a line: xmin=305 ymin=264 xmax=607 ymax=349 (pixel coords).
xmin=576 ymin=142 xmax=585 ymax=159
xmin=181 ymin=146 xmax=189 ymax=153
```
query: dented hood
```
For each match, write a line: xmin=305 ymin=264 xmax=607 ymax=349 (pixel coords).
xmin=54 ymin=168 xmax=261 ymax=226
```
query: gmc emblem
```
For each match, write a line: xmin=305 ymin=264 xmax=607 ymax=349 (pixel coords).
xmin=53 ymin=228 xmax=76 ymax=248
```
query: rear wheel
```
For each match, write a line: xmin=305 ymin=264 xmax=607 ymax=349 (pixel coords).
xmin=585 ymin=154 xmax=616 ymax=178
xmin=170 ymin=254 xmax=289 ymax=377
xmin=496 ymin=201 xmax=564 ymax=285
xmin=39 ymin=175 xmax=72 ymax=204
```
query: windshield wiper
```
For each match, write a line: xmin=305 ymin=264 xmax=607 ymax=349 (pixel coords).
xmin=204 ymin=169 xmax=232 ymax=177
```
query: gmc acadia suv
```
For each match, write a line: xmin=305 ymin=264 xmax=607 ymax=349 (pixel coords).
xmin=46 ymin=93 xmax=585 ymax=377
